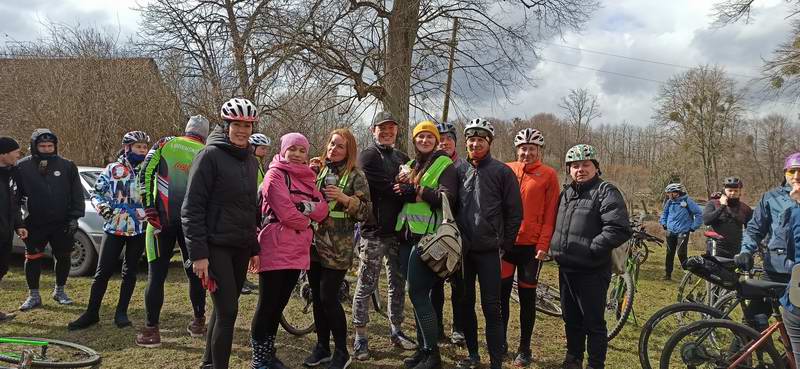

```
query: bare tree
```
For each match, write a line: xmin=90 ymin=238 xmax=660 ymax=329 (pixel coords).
xmin=558 ymin=88 xmax=601 ymax=143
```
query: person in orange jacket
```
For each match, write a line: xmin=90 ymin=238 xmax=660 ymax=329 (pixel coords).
xmin=501 ymin=128 xmax=560 ymax=367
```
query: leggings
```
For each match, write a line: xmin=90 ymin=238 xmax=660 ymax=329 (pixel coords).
xmin=408 ymin=245 xmax=440 ymax=350
xmin=24 ymin=223 xmax=73 ymax=289
xmin=85 ymin=233 xmax=145 ymax=315
xmin=203 ymin=246 xmax=249 ymax=369
xmin=461 ymin=249 xmax=504 ymax=367
xmin=500 ymin=250 xmax=540 ymax=354
xmin=145 ymin=224 xmax=206 ymax=326
xmin=431 ymin=273 xmax=464 ymax=336
xmin=0 ymin=235 xmax=11 ymax=284
xmin=309 ymin=262 xmax=347 ymax=351
xmin=251 ymin=269 xmax=301 ymax=340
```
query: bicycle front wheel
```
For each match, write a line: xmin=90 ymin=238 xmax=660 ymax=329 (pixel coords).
xmin=659 ymin=319 xmax=784 ymax=369
xmin=638 ymin=303 xmax=724 ymax=369
xmin=677 ymin=272 xmax=710 ymax=305
xmin=0 ymin=337 xmax=101 ymax=368
xmin=280 ymin=273 xmax=316 ymax=336
xmin=535 ymin=282 xmax=562 ymax=317
xmin=606 ymin=272 xmax=634 ymax=340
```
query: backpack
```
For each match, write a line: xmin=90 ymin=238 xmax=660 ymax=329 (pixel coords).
xmin=591 ymin=181 xmax=630 ymax=275
xmin=416 ymin=195 xmax=462 ymax=278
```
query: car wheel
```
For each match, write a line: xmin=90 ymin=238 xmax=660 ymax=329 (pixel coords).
xmin=70 ymin=231 xmax=97 ymax=277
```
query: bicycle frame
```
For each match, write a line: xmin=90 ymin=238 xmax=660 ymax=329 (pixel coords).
xmin=727 ymin=303 xmax=796 ymax=369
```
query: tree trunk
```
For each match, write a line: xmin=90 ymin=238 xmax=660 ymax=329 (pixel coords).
xmin=383 ymin=0 xmax=420 ymax=152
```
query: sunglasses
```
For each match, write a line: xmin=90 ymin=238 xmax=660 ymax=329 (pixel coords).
xmin=787 ymin=168 xmax=800 ymax=175
xmin=465 ymin=129 xmax=491 ymax=139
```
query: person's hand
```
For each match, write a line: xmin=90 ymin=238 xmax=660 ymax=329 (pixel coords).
xmin=296 ymin=201 xmax=316 ymax=216
xmin=145 ymin=208 xmax=161 ymax=230
xmin=15 ymin=228 xmax=28 ymax=240
xmin=662 ymin=224 xmax=667 ymax=231
xmin=719 ymin=194 xmax=728 ymax=206
xmin=791 ymin=185 xmax=800 ymax=203
xmin=65 ymin=219 xmax=78 ymax=236
xmin=98 ymin=205 xmax=113 ymax=220
xmin=193 ymin=258 xmax=209 ymax=281
xmin=396 ymin=170 xmax=411 ymax=184
xmin=535 ymin=250 xmax=547 ymax=260
xmin=393 ymin=183 xmax=415 ymax=196
xmin=734 ymin=252 xmax=754 ymax=271
xmin=248 ymin=256 xmax=260 ymax=273
xmin=323 ymin=185 xmax=347 ymax=204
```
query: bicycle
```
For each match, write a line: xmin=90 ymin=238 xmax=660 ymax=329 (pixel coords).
xmin=659 ymin=278 xmax=795 ymax=369
xmin=676 ymin=230 xmax=729 ymax=307
xmin=509 ymin=255 xmax=562 ymax=317
xmin=628 ymin=217 xmax=664 ymax=266
xmin=0 ymin=337 xmax=101 ymax=368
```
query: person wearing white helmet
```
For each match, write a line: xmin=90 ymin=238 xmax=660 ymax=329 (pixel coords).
xmin=183 ymin=97 xmax=261 ymax=369
xmin=249 ymin=133 xmax=272 ymax=186
xmin=659 ymin=182 xmax=702 ymax=280
xmin=455 ymin=118 xmax=522 ymax=369
xmin=69 ymin=131 xmax=151 ymax=331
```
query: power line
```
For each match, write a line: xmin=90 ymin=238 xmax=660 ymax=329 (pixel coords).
xmin=539 ymin=57 xmax=667 ymax=84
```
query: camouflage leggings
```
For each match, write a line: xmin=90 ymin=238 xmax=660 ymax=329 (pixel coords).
xmin=351 ymin=236 xmax=411 ymax=328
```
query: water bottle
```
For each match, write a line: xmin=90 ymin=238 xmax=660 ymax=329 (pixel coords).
xmin=325 ymin=172 xmax=339 ymax=187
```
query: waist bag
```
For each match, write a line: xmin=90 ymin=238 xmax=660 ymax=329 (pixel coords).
xmin=417 ymin=195 xmax=462 ymax=278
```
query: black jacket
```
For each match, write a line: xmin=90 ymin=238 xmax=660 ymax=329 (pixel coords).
xmin=0 ymin=167 xmax=23 ymax=240
xmin=182 ymin=127 xmax=260 ymax=261
xmin=455 ymin=153 xmax=522 ymax=253
xmin=550 ymin=176 xmax=632 ymax=273
xmin=14 ymin=129 xmax=84 ymax=227
xmin=358 ymin=143 xmax=410 ymax=239
xmin=703 ymin=199 xmax=753 ymax=257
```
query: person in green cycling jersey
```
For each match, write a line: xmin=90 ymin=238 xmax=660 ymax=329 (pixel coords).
xmin=250 ymin=133 xmax=272 ymax=186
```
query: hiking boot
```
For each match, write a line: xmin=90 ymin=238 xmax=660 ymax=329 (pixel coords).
xmin=114 ymin=311 xmax=132 ymax=328
xmin=188 ymin=316 xmax=206 ymax=337
xmin=562 ymin=354 xmax=582 ymax=369
xmin=450 ymin=330 xmax=466 ymax=346
xmin=0 ymin=311 xmax=15 ymax=323
xmin=413 ymin=349 xmax=441 ymax=369
xmin=19 ymin=295 xmax=42 ymax=311
xmin=325 ymin=349 xmax=351 ymax=369
xmin=404 ymin=349 xmax=426 ymax=368
xmin=304 ymin=343 xmax=332 ymax=367
xmin=455 ymin=355 xmax=480 ymax=369
xmin=52 ymin=288 xmax=73 ymax=305
xmin=68 ymin=312 xmax=99 ymax=331
xmin=353 ymin=338 xmax=369 ymax=361
xmin=391 ymin=331 xmax=418 ymax=351
xmin=513 ymin=351 xmax=532 ymax=367
xmin=135 ymin=325 xmax=162 ymax=348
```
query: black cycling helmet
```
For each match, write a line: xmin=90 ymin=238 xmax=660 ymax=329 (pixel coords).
xmin=723 ymin=176 xmax=742 ymax=189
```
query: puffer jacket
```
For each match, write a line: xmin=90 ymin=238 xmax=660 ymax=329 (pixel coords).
xmin=92 ymin=155 xmax=146 ymax=236
xmin=258 ymin=155 xmax=328 ymax=272
xmin=455 ymin=153 xmax=522 ymax=253
xmin=742 ymin=185 xmax=795 ymax=274
xmin=506 ymin=160 xmax=560 ymax=253
xmin=0 ymin=166 xmax=23 ymax=240
xmin=550 ymin=176 xmax=632 ymax=273
xmin=660 ymin=194 xmax=703 ymax=234
xmin=182 ymin=127 xmax=260 ymax=261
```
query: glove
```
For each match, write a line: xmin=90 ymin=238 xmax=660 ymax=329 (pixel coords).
xmin=145 ymin=208 xmax=161 ymax=230
xmin=296 ymin=201 xmax=316 ymax=216
xmin=65 ymin=219 xmax=78 ymax=237
xmin=662 ymin=224 xmax=667 ymax=231
xmin=98 ymin=205 xmax=113 ymax=221
xmin=396 ymin=183 xmax=416 ymax=197
xmin=734 ymin=252 xmax=754 ymax=271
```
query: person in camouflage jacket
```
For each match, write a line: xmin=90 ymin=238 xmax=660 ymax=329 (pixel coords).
xmin=305 ymin=129 xmax=372 ymax=368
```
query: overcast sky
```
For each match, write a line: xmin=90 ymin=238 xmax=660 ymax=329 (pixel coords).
xmin=2 ymin=0 xmax=798 ymax=126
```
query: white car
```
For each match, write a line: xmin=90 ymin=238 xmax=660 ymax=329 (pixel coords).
xmin=12 ymin=166 xmax=106 ymax=276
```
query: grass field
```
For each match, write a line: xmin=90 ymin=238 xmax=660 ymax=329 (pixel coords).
xmin=0 ymin=225 xmax=705 ymax=369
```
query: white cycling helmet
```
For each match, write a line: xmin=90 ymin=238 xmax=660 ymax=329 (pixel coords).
xmin=122 ymin=131 xmax=150 ymax=145
xmin=220 ymin=97 xmax=258 ymax=123
xmin=249 ymin=133 xmax=272 ymax=147
xmin=514 ymin=128 xmax=544 ymax=147
xmin=464 ymin=118 xmax=495 ymax=140
xmin=664 ymin=183 xmax=686 ymax=194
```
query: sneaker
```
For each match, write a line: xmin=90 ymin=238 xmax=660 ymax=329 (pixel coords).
xmin=68 ymin=313 xmax=99 ymax=331
xmin=19 ymin=295 xmax=42 ymax=311
xmin=0 ymin=311 xmax=15 ymax=323
xmin=403 ymin=350 xmax=426 ymax=368
xmin=513 ymin=351 xmax=532 ymax=367
xmin=242 ymin=280 xmax=258 ymax=295
xmin=561 ymin=354 xmax=582 ymax=369
xmin=391 ymin=331 xmax=418 ymax=351
xmin=304 ymin=343 xmax=332 ymax=367
xmin=455 ymin=355 xmax=480 ymax=369
xmin=52 ymin=289 xmax=73 ymax=305
xmin=187 ymin=316 xmax=206 ymax=338
xmin=135 ymin=325 xmax=162 ymax=348
xmin=326 ymin=349 xmax=351 ymax=369
xmin=114 ymin=312 xmax=132 ymax=328
xmin=450 ymin=330 xmax=466 ymax=346
xmin=353 ymin=338 xmax=369 ymax=361
xmin=413 ymin=349 xmax=441 ymax=369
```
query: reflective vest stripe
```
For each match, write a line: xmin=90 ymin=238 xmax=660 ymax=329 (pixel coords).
xmin=317 ymin=167 xmax=350 ymax=219
xmin=395 ymin=155 xmax=453 ymax=235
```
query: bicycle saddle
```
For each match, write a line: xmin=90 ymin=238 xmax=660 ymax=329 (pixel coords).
xmin=738 ymin=279 xmax=788 ymax=300
xmin=704 ymin=230 xmax=724 ymax=240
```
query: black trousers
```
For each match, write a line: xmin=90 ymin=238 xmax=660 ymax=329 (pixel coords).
xmin=24 ymin=222 xmax=72 ymax=289
xmin=559 ymin=269 xmax=612 ymax=369
xmin=431 ymin=272 xmax=464 ymax=337
xmin=461 ymin=250 xmax=504 ymax=368
xmin=251 ymin=269 xmax=301 ymax=340
xmin=84 ymin=233 xmax=145 ymax=316
xmin=0 ymin=234 xmax=11 ymax=284
xmin=664 ymin=232 xmax=689 ymax=277
xmin=309 ymin=262 xmax=347 ymax=351
xmin=144 ymin=224 xmax=206 ymax=326
xmin=203 ymin=246 xmax=249 ymax=369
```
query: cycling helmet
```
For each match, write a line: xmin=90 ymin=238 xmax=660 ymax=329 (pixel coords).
xmin=220 ymin=97 xmax=258 ymax=123
xmin=514 ymin=128 xmax=545 ymax=147
xmin=122 ymin=131 xmax=150 ymax=145
xmin=565 ymin=144 xmax=597 ymax=164
xmin=723 ymin=176 xmax=742 ymax=188
xmin=436 ymin=122 xmax=457 ymax=138
xmin=785 ymin=152 xmax=800 ymax=170
xmin=249 ymin=133 xmax=272 ymax=147
xmin=464 ymin=118 xmax=495 ymax=140
xmin=664 ymin=183 xmax=686 ymax=194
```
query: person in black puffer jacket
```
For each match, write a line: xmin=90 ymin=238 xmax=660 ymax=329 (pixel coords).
xmin=14 ymin=129 xmax=85 ymax=311
xmin=0 ymin=137 xmax=26 ymax=323
xmin=549 ymin=144 xmax=631 ymax=369
xmin=182 ymin=98 xmax=260 ymax=369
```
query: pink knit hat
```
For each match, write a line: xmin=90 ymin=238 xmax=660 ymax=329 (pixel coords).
xmin=280 ymin=132 xmax=310 ymax=156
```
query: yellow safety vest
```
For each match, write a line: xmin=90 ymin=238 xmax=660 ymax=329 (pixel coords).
xmin=395 ymin=155 xmax=453 ymax=235
xmin=316 ymin=167 xmax=351 ymax=219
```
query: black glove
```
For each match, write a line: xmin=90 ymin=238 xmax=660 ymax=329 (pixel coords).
xmin=734 ymin=252 xmax=754 ymax=271
xmin=662 ymin=224 xmax=667 ymax=231
xmin=396 ymin=183 xmax=416 ymax=197
xmin=98 ymin=206 xmax=113 ymax=221
xmin=65 ymin=219 xmax=79 ymax=237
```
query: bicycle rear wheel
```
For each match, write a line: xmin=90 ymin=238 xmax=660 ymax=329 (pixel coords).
xmin=280 ymin=272 xmax=316 ymax=336
xmin=677 ymin=272 xmax=711 ymax=305
xmin=659 ymin=319 xmax=784 ymax=369
xmin=535 ymin=282 xmax=562 ymax=317
xmin=0 ymin=337 xmax=101 ymax=368
xmin=638 ymin=303 xmax=724 ymax=369
xmin=606 ymin=272 xmax=634 ymax=340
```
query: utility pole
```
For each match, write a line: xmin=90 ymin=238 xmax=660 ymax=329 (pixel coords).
xmin=441 ymin=17 xmax=459 ymax=122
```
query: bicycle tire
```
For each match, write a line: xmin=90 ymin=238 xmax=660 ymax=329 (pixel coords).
xmin=637 ymin=303 xmax=724 ymax=369
xmin=659 ymin=318 xmax=784 ymax=369
xmin=676 ymin=272 xmax=711 ymax=305
xmin=535 ymin=282 xmax=562 ymax=317
xmin=606 ymin=272 xmax=634 ymax=340
xmin=279 ymin=273 xmax=316 ymax=336
xmin=711 ymin=291 xmax=740 ymax=317
xmin=0 ymin=337 xmax=101 ymax=368
xmin=632 ymin=242 xmax=650 ymax=266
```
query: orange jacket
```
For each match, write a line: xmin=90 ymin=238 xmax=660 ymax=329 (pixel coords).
xmin=505 ymin=160 xmax=560 ymax=253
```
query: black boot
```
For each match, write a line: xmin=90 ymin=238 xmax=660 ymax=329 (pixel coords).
xmin=304 ymin=343 xmax=332 ymax=367
xmin=404 ymin=349 xmax=426 ymax=369
xmin=68 ymin=311 xmax=99 ymax=331
xmin=326 ymin=348 xmax=351 ymax=369
xmin=114 ymin=310 xmax=132 ymax=328
xmin=413 ymin=348 xmax=441 ymax=369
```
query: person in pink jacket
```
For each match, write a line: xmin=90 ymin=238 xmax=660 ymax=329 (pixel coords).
xmin=251 ymin=132 xmax=328 ymax=369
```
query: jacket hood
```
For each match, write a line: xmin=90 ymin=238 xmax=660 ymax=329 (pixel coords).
xmin=207 ymin=126 xmax=250 ymax=161
xmin=269 ymin=154 xmax=317 ymax=184
xmin=30 ymin=128 xmax=58 ymax=158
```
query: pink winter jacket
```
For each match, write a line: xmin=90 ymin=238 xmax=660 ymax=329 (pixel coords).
xmin=258 ymin=155 xmax=328 ymax=271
